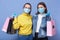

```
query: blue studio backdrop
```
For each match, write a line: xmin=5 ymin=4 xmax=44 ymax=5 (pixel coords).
xmin=0 ymin=0 xmax=60 ymax=40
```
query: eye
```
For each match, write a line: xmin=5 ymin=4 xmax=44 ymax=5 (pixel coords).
xmin=24 ymin=7 xmax=30 ymax=9
xmin=40 ymin=7 xmax=43 ymax=8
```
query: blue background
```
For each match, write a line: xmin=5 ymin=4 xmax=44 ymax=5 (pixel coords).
xmin=0 ymin=0 xmax=60 ymax=40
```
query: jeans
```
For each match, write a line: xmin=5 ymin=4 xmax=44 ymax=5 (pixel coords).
xmin=38 ymin=37 xmax=48 ymax=40
xmin=33 ymin=37 xmax=48 ymax=40
xmin=18 ymin=34 xmax=33 ymax=40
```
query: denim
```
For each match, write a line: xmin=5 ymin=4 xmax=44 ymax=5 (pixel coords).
xmin=33 ymin=14 xmax=51 ymax=38
xmin=18 ymin=34 xmax=33 ymax=40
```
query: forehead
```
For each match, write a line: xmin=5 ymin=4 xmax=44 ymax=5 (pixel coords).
xmin=24 ymin=4 xmax=30 ymax=7
xmin=38 ymin=4 xmax=44 ymax=8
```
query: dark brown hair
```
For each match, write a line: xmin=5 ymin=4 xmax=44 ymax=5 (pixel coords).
xmin=23 ymin=3 xmax=32 ymax=14
xmin=36 ymin=2 xmax=47 ymax=15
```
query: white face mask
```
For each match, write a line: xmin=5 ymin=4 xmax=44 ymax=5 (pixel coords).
xmin=24 ymin=8 xmax=30 ymax=13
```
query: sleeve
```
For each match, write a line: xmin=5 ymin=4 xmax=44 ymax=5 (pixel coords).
xmin=46 ymin=14 xmax=51 ymax=21
xmin=13 ymin=16 xmax=20 ymax=30
xmin=32 ymin=15 xmax=36 ymax=30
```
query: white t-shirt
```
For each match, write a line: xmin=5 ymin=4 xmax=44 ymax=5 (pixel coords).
xmin=36 ymin=14 xmax=46 ymax=32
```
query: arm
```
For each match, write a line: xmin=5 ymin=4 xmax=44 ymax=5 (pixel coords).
xmin=46 ymin=14 xmax=51 ymax=21
xmin=13 ymin=16 xmax=20 ymax=30
xmin=47 ymin=14 xmax=55 ymax=28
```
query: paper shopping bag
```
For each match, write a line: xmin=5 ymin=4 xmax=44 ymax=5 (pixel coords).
xmin=7 ymin=18 xmax=16 ymax=34
xmin=2 ymin=17 xmax=10 ymax=32
xmin=47 ymin=20 xmax=56 ymax=36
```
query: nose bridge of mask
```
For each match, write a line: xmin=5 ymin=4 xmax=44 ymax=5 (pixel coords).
xmin=24 ymin=8 xmax=30 ymax=13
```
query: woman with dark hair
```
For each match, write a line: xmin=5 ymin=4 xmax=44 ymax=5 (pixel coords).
xmin=13 ymin=3 xmax=33 ymax=40
xmin=33 ymin=2 xmax=51 ymax=40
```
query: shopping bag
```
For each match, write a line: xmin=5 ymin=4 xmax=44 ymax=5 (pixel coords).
xmin=2 ymin=17 xmax=11 ymax=32
xmin=7 ymin=18 xmax=16 ymax=34
xmin=47 ymin=20 xmax=56 ymax=36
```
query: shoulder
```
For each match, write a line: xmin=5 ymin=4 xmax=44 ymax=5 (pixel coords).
xmin=46 ymin=13 xmax=50 ymax=16
xmin=32 ymin=15 xmax=38 ymax=20
xmin=32 ymin=15 xmax=38 ymax=18
xmin=18 ymin=13 xmax=24 ymax=17
xmin=46 ymin=13 xmax=51 ymax=21
xmin=29 ymin=15 xmax=32 ymax=19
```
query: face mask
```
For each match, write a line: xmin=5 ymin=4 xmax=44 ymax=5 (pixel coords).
xmin=38 ymin=8 xmax=45 ymax=14
xmin=24 ymin=8 xmax=30 ymax=13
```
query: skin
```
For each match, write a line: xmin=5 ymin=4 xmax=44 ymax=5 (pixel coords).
xmin=23 ymin=4 xmax=31 ymax=14
xmin=38 ymin=4 xmax=46 ymax=10
xmin=24 ymin=4 xmax=31 ymax=9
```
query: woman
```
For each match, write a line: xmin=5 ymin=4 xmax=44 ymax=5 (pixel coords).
xmin=13 ymin=3 xmax=33 ymax=40
xmin=33 ymin=2 xmax=51 ymax=40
